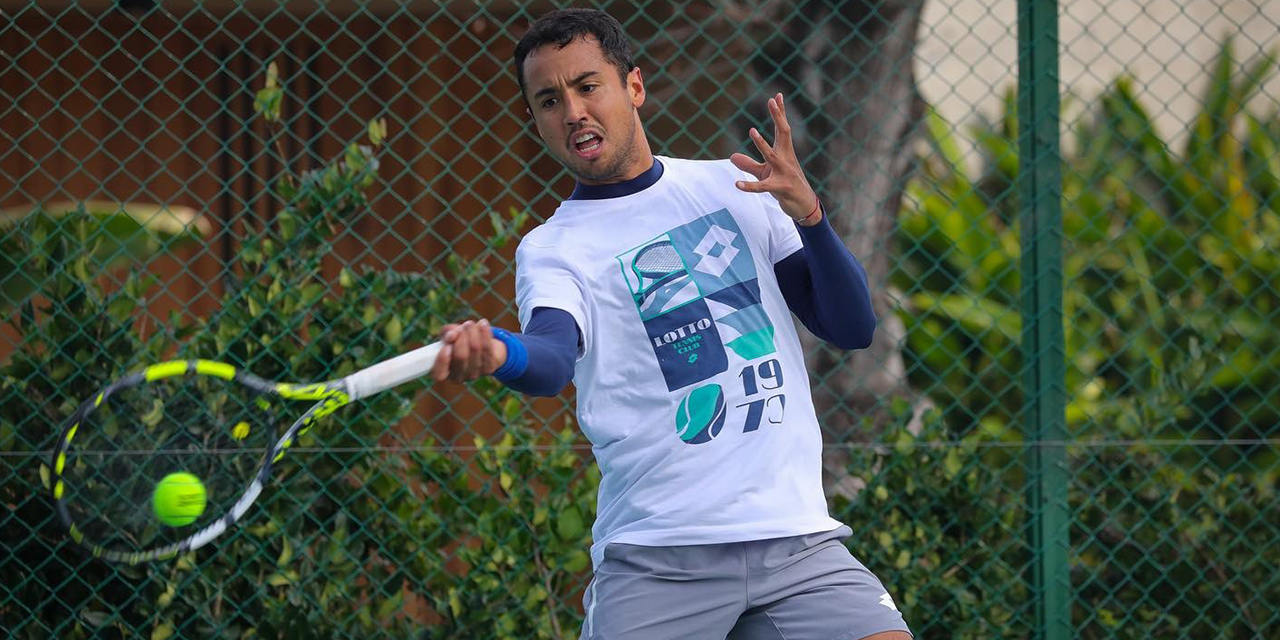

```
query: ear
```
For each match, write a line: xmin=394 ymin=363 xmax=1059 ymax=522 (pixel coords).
xmin=628 ymin=67 xmax=646 ymax=109
xmin=525 ymin=107 xmax=550 ymax=142
xmin=524 ymin=105 xmax=540 ymax=134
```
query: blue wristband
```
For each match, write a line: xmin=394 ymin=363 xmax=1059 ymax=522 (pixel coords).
xmin=490 ymin=327 xmax=528 ymax=382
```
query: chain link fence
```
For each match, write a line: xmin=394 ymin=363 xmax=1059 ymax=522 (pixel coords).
xmin=2 ymin=0 xmax=1278 ymax=638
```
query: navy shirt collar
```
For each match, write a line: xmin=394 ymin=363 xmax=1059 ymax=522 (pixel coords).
xmin=567 ymin=157 xmax=663 ymax=200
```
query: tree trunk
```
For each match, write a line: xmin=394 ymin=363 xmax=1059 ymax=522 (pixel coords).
xmin=748 ymin=0 xmax=928 ymax=440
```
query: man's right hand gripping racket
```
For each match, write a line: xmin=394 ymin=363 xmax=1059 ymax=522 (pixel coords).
xmin=48 ymin=342 xmax=442 ymax=564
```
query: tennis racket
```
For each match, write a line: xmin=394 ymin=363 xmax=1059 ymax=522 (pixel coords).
xmin=631 ymin=240 xmax=688 ymax=306
xmin=48 ymin=341 xmax=442 ymax=564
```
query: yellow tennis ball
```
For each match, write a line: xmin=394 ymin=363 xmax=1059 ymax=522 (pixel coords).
xmin=231 ymin=421 xmax=251 ymax=440
xmin=152 ymin=472 xmax=207 ymax=527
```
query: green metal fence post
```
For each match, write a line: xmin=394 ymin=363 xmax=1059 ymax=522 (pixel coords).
xmin=1018 ymin=0 xmax=1069 ymax=639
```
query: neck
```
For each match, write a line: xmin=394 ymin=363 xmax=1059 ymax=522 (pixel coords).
xmin=569 ymin=156 xmax=663 ymax=200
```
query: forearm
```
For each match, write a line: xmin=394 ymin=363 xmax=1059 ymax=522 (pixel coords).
xmin=775 ymin=213 xmax=876 ymax=349
xmin=490 ymin=307 xmax=577 ymax=396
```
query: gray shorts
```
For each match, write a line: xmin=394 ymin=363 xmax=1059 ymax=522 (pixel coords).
xmin=579 ymin=525 xmax=912 ymax=640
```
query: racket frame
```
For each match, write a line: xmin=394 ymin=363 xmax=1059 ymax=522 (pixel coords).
xmin=50 ymin=342 xmax=440 ymax=564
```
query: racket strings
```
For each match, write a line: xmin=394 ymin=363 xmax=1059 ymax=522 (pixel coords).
xmin=61 ymin=375 xmax=284 ymax=554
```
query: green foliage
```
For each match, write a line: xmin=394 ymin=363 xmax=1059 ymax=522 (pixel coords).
xmin=0 ymin=201 xmax=210 ymax=313
xmin=896 ymin=37 xmax=1280 ymax=439
xmin=839 ymin=401 xmax=1280 ymax=640
xmin=0 ymin=65 xmax=592 ymax=639
xmin=0 ymin=209 xmax=189 ymax=640
xmin=894 ymin=37 xmax=1280 ymax=638
xmin=422 ymin=419 xmax=598 ymax=640
xmin=1072 ymin=442 xmax=1280 ymax=638
xmin=833 ymin=403 xmax=1031 ymax=640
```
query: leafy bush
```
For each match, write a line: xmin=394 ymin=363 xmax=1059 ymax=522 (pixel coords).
xmin=832 ymin=401 xmax=1032 ymax=640
xmin=891 ymin=38 xmax=1280 ymax=638
xmin=0 ymin=201 xmax=210 ymax=314
xmin=833 ymin=402 xmax=1280 ymax=639
xmin=897 ymin=38 xmax=1280 ymax=440
xmin=0 ymin=65 xmax=593 ymax=640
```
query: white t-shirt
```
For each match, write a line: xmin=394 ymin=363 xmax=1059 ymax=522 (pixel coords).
xmin=514 ymin=155 xmax=843 ymax=569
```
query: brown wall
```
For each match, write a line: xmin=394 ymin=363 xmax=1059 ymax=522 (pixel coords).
xmin=1 ymin=4 xmax=579 ymax=439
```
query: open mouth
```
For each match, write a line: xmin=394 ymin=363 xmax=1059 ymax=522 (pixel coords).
xmin=572 ymin=132 xmax=603 ymax=158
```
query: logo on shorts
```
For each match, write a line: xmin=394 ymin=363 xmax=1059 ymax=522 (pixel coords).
xmin=878 ymin=593 xmax=898 ymax=611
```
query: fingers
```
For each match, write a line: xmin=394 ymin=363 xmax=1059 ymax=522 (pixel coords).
xmin=452 ymin=320 xmax=485 ymax=382
xmin=432 ymin=320 xmax=498 ymax=383
xmin=729 ymin=152 xmax=768 ymax=179
xmin=735 ymin=178 xmax=772 ymax=193
xmin=476 ymin=319 xmax=497 ymax=376
xmin=432 ymin=323 xmax=459 ymax=382
xmin=740 ymin=93 xmax=793 ymax=172
xmin=462 ymin=319 xmax=494 ymax=380
xmin=735 ymin=92 xmax=809 ymax=202
xmin=748 ymin=127 xmax=774 ymax=161
xmin=731 ymin=151 xmax=772 ymax=192
xmin=768 ymin=93 xmax=792 ymax=147
xmin=451 ymin=321 xmax=474 ymax=381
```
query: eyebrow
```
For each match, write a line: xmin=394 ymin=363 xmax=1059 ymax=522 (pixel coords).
xmin=532 ymin=71 xmax=602 ymax=101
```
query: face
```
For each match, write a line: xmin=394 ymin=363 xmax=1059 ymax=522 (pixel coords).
xmin=523 ymin=35 xmax=652 ymax=185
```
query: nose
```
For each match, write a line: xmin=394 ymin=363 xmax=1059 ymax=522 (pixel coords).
xmin=562 ymin=92 xmax=588 ymax=126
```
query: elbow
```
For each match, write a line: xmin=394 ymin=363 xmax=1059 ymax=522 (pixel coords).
xmin=851 ymin=325 xmax=875 ymax=350
xmin=523 ymin=386 xmax=562 ymax=398
xmin=508 ymin=376 xmax=570 ymax=397
xmin=830 ymin=313 xmax=876 ymax=351
xmin=525 ymin=373 xmax=574 ymax=397
xmin=858 ymin=312 xmax=878 ymax=349
xmin=546 ymin=370 xmax=576 ymax=396
xmin=549 ymin=351 xmax=576 ymax=393
xmin=518 ymin=352 xmax=576 ymax=397
xmin=834 ymin=334 xmax=874 ymax=351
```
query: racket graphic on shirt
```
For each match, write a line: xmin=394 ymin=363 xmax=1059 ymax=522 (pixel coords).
xmin=631 ymin=240 xmax=689 ymax=309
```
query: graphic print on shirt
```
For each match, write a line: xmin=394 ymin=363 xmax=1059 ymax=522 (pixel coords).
xmin=674 ymin=383 xmax=727 ymax=444
xmin=617 ymin=208 xmax=777 ymax=397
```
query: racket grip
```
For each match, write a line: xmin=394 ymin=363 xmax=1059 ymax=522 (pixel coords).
xmin=343 ymin=341 xmax=443 ymax=401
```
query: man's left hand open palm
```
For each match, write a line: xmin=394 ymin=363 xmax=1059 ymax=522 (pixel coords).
xmin=731 ymin=92 xmax=820 ymax=225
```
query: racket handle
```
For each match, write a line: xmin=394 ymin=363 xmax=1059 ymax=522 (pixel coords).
xmin=343 ymin=341 xmax=443 ymax=401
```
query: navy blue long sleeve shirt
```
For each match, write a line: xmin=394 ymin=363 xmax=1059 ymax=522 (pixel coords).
xmin=773 ymin=212 xmax=877 ymax=350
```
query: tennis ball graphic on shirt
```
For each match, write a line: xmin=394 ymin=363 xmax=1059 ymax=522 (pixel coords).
xmin=675 ymin=383 xmax=727 ymax=444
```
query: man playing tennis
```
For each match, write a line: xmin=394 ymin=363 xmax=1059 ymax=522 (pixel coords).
xmin=431 ymin=8 xmax=912 ymax=640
